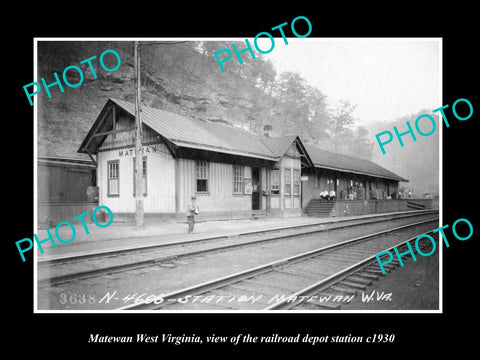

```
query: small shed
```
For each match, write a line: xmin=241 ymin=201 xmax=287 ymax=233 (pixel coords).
xmin=37 ymin=156 xmax=97 ymax=227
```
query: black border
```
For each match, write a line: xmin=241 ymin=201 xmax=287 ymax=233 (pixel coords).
xmin=7 ymin=5 xmax=478 ymax=354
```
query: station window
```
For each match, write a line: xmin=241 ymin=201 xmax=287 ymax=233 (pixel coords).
xmin=196 ymin=161 xmax=209 ymax=193
xmin=327 ymin=177 xmax=336 ymax=191
xmin=233 ymin=165 xmax=244 ymax=194
xmin=285 ymin=168 xmax=291 ymax=196
xmin=133 ymin=156 xmax=147 ymax=196
xmin=293 ymin=170 xmax=300 ymax=196
xmin=271 ymin=169 xmax=280 ymax=195
xmin=107 ymin=160 xmax=119 ymax=197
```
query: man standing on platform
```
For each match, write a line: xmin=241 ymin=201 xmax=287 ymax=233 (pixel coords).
xmin=187 ymin=196 xmax=199 ymax=234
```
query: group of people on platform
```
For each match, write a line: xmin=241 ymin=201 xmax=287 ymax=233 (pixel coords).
xmin=319 ymin=189 xmax=336 ymax=201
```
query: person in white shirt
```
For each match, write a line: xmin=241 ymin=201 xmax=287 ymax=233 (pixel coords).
xmin=328 ymin=189 xmax=336 ymax=201
xmin=320 ymin=189 xmax=329 ymax=200
xmin=187 ymin=196 xmax=199 ymax=233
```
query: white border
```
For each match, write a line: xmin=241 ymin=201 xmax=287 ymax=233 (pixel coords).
xmin=438 ymin=38 xmax=443 ymax=314
xmin=33 ymin=38 xmax=39 ymax=311
xmin=33 ymin=37 xmax=443 ymax=314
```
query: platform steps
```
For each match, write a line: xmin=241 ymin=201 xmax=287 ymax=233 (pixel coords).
xmin=406 ymin=201 xmax=426 ymax=210
xmin=305 ymin=199 xmax=335 ymax=217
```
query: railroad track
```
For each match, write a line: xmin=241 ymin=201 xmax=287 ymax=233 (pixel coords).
xmin=118 ymin=217 xmax=438 ymax=311
xmin=267 ymin=235 xmax=437 ymax=311
xmin=38 ymin=210 xmax=438 ymax=288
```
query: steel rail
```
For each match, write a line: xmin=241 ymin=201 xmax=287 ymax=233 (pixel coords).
xmin=38 ymin=211 xmax=438 ymax=288
xmin=38 ymin=209 xmax=438 ymax=266
xmin=117 ymin=217 xmax=438 ymax=310
xmin=264 ymin=230 xmax=438 ymax=310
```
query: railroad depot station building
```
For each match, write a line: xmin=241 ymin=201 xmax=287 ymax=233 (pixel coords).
xmin=50 ymin=97 xmax=431 ymax=224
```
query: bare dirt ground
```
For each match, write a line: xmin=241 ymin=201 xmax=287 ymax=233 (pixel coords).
xmin=343 ymin=249 xmax=439 ymax=311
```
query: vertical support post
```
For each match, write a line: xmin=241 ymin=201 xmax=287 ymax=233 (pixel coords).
xmin=112 ymin=104 xmax=116 ymax=140
xmin=174 ymin=158 xmax=180 ymax=214
xmin=134 ymin=41 xmax=144 ymax=229
xmin=266 ymin=168 xmax=271 ymax=216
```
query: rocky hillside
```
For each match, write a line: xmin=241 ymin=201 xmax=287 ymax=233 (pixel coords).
xmin=36 ymin=40 xmax=438 ymax=196
xmin=36 ymin=40 xmax=370 ymax=161
xmin=37 ymin=41 xmax=280 ymax=160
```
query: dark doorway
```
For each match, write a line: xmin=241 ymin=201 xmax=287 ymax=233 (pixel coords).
xmin=252 ymin=167 xmax=261 ymax=210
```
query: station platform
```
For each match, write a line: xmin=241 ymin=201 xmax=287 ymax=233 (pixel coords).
xmin=35 ymin=210 xmax=437 ymax=262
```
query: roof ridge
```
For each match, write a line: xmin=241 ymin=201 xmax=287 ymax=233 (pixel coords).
xmin=259 ymin=134 xmax=300 ymax=158
xmin=81 ymin=99 xmax=405 ymax=182
xmin=306 ymin=143 xmax=373 ymax=162
xmin=304 ymin=143 xmax=407 ymax=182
xmin=107 ymin=98 xmax=279 ymax=160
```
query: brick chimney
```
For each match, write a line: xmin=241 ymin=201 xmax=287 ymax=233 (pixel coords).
xmin=264 ymin=125 xmax=272 ymax=137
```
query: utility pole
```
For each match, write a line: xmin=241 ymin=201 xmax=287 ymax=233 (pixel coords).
xmin=133 ymin=40 xmax=187 ymax=230
xmin=134 ymin=41 xmax=144 ymax=229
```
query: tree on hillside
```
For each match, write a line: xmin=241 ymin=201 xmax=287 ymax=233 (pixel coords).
xmin=329 ymin=99 xmax=356 ymax=152
xmin=257 ymin=59 xmax=276 ymax=94
xmin=303 ymin=85 xmax=330 ymax=143
xmin=350 ymin=126 xmax=374 ymax=160
xmin=276 ymin=71 xmax=310 ymax=135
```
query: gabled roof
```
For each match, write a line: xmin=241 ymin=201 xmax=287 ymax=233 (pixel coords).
xmin=78 ymin=98 xmax=308 ymax=162
xmin=261 ymin=135 xmax=313 ymax=168
xmin=261 ymin=135 xmax=298 ymax=157
xmin=114 ymin=98 xmax=278 ymax=159
xmin=78 ymin=98 xmax=406 ymax=182
xmin=305 ymin=144 xmax=408 ymax=182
